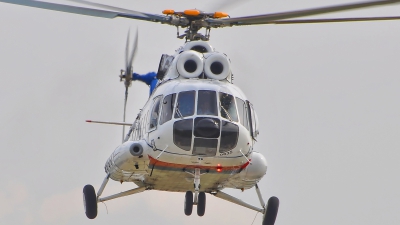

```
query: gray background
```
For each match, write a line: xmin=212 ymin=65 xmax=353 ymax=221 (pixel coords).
xmin=1 ymin=0 xmax=400 ymax=224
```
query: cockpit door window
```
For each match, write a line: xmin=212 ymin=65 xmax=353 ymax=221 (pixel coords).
xmin=236 ymin=97 xmax=250 ymax=131
xmin=149 ymin=96 xmax=162 ymax=131
xmin=174 ymin=91 xmax=195 ymax=118
xmin=197 ymin=90 xmax=218 ymax=116
xmin=247 ymin=101 xmax=259 ymax=140
xmin=219 ymin=92 xmax=238 ymax=122
xmin=160 ymin=93 xmax=176 ymax=125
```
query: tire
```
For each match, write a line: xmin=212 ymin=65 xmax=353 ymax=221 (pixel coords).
xmin=262 ymin=196 xmax=279 ymax=225
xmin=184 ymin=191 xmax=193 ymax=216
xmin=83 ymin=185 xmax=97 ymax=219
xmin=197 ymin=192 xmax=206 ymax=217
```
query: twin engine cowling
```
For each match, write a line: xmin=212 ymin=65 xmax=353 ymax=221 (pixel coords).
xmin=176 ymin=51 xmax=231 ymax=80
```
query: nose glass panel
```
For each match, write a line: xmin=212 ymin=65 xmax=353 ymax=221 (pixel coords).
xmin=173 ymin=119 xmax=193 ymax=151
xmin=194 ymin=117 xmax=220 ymax=138
xmin=193 ymin=138 xmax=218 ymax=156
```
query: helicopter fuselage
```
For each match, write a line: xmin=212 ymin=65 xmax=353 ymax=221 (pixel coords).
xmin=105 ymin=78 xmax=267 ymax=192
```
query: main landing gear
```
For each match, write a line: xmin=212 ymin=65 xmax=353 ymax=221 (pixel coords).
xmin=184 ymin=168 xmax=207 ymax=217
xmin=211 ymin=184 xmax=279 ymax=225
xmin=82 ymin=174 xmax=146 ymax=219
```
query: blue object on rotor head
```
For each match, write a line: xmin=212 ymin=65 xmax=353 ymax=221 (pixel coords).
xmin=132 ymin=72 xmax=158 ymax=96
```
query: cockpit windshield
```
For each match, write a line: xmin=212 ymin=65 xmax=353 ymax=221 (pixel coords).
xmin=170 ymin=89 xmax=245 ymax=155
xmin=219 ymin=92 xmax=238 ymax=122
xmin=197 ymin=90 xmax=218 ymax=116
xmin=174 ymin=91 xmax=195 ymax=118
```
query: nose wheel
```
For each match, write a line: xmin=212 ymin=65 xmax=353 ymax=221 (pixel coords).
xmin=184 ymin=168 xmax=207 ymax=216
xmin=184 ymin=191 xmax=193 ymax=215
xmin=184 ymin=191 xmax=207 ymax=216
xmin=197 ymin=192 xmax=206 ymax=216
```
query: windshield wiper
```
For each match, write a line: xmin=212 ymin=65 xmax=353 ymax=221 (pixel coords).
xmin=175 ymin=103 xmax=184 ymax=119
xmin=220 ymin=102 xmax=232 ymax=122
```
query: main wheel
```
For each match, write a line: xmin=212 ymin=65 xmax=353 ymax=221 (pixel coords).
xmin=197 ymin=192 xmax=206 ymax=216
xmin=262 ymin=196 xmax=279 ymax=225
xmin=83 ymin=185 xmax=97 ymax=219
xmin=184 ymin=191 xmax=193 ymax=216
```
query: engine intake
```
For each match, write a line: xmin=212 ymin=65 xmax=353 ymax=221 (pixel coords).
xmin=204 ymin=53 xmax=231 ymax=80
xmin=176 ymin=51 xmax=204 ymax=78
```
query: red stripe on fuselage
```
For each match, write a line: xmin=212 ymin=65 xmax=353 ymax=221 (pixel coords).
xmin=148 ymin=155 xmax=250 ymax=172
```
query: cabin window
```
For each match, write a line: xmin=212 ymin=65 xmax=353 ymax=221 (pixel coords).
xmin=149 ymin=96 xmax=162 ymax=130
xmin=173 ymin=119 xmax=193 ymax=151
xmin=175 ymin=91 xmax=195 ymax=118
xmin=236 ymin=98 xmax=250 ymax=131
xmin=197 ymin=90 xmax=218 ymax=116
xmin=220 ymin=121 xmax=239 ymax=153
xmin=219 ymin=92 xmax=238 ymax=122
xmin=160 ymin=93 xmax=176 ymax=125
xmin=193 ymin=138 xmax=218 ymax=156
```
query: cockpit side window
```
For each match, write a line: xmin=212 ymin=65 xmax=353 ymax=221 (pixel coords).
xmin=248 ymin=102 xmax=259 ymax=139
xmin=197 ymin=90 xmax=218 ymax=116
xmin=174 ymin=91 xmax=195 ymax=118
xmin=149 ymin=96 xmax=162 ymax=130
xmin=219 ymin=92 xmax=238 ymax=122
xmin=160 ymin=93 xmax=176 ymax=125
xmin=236 ymin=97 xmax=250 ymax=131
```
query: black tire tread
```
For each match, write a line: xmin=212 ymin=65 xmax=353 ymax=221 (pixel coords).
xmin=184 ymin=191 xmax=193 ymax=216
xmin=197 ymin=192 xmax=206 ymax=217
xmin=262 ymin=196 xmax=279 ymax=225
xmin=83 ymin=185 xmax=97 ymax=219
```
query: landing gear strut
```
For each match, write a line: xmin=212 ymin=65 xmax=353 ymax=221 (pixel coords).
xmin=212 ymin=184 xmax=279 ymax=225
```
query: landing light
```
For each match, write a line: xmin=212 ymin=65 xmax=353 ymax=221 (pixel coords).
xmin=213 ymin=12 xmax=228 ymax=18
xmin=216 ymin=164 xmax=222 ymax=172
xmin=162 ymin=9 xmax=175 ymax=15
xmin=184 ymin=9 xmax=200 ymax=16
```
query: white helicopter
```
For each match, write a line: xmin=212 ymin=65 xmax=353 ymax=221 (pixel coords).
xmin=2 ymin=0 xmax=400 ymax=224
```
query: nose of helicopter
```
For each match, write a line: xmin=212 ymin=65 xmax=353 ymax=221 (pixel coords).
xmin=194 ymin=118 xmax=220 ymax=138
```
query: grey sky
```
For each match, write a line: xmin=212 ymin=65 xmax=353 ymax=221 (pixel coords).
xmin=1 ymin=0 xmax=400 ymax=224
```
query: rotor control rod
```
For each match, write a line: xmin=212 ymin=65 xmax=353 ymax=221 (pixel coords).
xmin=98 ymin=186 xmax=146 ymax=203
xmin=212 ymin=191 xmax=264 ymax=213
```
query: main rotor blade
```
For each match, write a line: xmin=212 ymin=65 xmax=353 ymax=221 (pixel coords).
xmin=206 ymin=0 xmax=400 ymax=26
xmin=269 ymin=16 xmax=400 ymax=24
xmin=0 ymin=0 xmax=166 ymax=22
xmin=66 ymin=0 xmax=164 ymax=20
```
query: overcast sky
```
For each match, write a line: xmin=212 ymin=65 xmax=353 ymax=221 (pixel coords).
xmin=1 ymin=0 xmax=400 ymax=224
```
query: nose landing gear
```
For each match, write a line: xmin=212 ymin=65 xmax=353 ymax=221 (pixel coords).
xmin=184 ymin=168 xmax=207 ymax=217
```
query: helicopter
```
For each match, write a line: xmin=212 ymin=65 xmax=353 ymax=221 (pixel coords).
xmin=1 ymin=0 xmax=400 ymax=225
